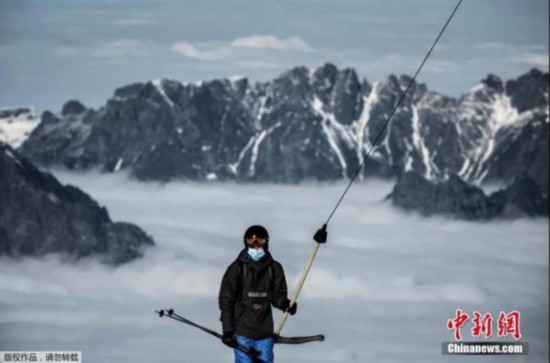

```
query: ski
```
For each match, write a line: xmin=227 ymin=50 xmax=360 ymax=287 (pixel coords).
xmin=156 ymin=309 xmax=325 ymax=348
xmin=275 ymin=334 xmax=325 ymax=344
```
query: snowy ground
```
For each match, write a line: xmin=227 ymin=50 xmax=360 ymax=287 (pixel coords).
xmin=1 ymin=171 xmax=548 ymax=363
xmin=0 ymin=108 xmax=40 ymax=148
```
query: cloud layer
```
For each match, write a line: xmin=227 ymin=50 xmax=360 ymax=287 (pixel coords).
xmin=0 ymin=171 xmax=547 ymax=362
xmin=1 ymin=0 xmax=547 ymax=110
xmin=511 ymin=53 xmax=550 ymax=68
xmin=231 ymin=35 xmax=312 ymax=51
xmin=171 ymin=42 xmax=230 ymax=61
xmin=171 ymin=35 xmax=312 ymax=61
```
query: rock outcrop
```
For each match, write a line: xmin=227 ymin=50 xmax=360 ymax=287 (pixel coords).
xmin=386 ymin=171 xmax=548 ymax=219
xmin=0 ymin=142 xmax=154 ymax=264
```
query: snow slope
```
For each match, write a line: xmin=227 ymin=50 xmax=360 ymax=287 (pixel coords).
xmin=0 ymin=108 xmax=40 ymax=148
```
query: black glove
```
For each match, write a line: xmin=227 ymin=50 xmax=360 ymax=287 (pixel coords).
xmin=221 ymin=331 xmax=237 ymax=348
xmin=282 ymin=299 xmax=298 ymax=315
xmin=313 ymin=224 xmax=328 ymax=244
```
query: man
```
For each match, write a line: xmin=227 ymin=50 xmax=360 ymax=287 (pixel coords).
xmin=218 ymin=224 xmax=327 ymax=363
xmin=218 ymin=225 xmax=294 ymax=363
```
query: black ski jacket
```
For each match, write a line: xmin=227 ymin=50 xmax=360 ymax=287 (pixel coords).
xmin=218 ymin=249 xmax=289 ymax=339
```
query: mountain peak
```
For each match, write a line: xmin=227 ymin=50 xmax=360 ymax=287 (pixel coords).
xmin=312 ymin=63 xmax=338 ymax=80
xmin=113 ymin=82 xmax=146 ymax=100
xmin=278 ymin=65 xmax=310 ymax=83
xmin=481 ymin=74 xmax=504 ymax=93
xmin=61 ymin=100 xmax=87 ymax=116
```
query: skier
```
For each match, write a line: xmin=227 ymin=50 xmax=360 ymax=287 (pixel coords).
xmin=218 ymin=224 xmax=327 ymax=363
xmin=218 ymin=225 xmax=293 ymax=362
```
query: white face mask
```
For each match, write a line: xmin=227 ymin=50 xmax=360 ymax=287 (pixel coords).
xmin=247 ymin=248 xmax=265 ymax=261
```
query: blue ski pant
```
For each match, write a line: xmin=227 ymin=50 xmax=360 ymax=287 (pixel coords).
xmin=234 ymin=335 xmax=275 ymax=363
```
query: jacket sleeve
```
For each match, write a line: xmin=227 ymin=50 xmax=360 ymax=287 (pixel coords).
xmin=271 ymin=261 xmax=289 ymax=311
xmin=218 ymin=262 xmax=239 ymax=334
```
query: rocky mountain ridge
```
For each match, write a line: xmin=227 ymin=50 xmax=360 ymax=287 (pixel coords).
xmin=386 ymin=171 xmax=549 ymax=220
xmin=10 ymin=65 xmax=549 ymax=191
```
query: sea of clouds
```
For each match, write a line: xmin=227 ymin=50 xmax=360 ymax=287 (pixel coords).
xmin=1 ymin=171 xmax=548 ymax=362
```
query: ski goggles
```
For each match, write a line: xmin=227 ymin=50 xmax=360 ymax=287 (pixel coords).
xmin=245 ymin=235 xmax=267 ymax=246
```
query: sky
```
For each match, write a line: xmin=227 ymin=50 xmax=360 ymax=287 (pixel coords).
xmin=0 ymin=171 xmax=548 ymax=362
xmin=0 ymin=0 xmax=548 ymax=110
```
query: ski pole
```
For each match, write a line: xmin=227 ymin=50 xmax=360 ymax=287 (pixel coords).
xmin=156 ymin=309 xmax=263 ymax=362
xmin=275 ymin=225 xmax=326 ymax=336
xmin=157 ymin=309 xmax=221 ymax=338
xmin=157 ymin=309 xmax=262 ymax=361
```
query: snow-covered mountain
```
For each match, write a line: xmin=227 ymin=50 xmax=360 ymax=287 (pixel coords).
xmin=13 ymin=65 xmax=549 ymax=191
xmin=0 ymin=107 xmax=40 ymax=148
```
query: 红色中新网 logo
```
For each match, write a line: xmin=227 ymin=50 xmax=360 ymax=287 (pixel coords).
xmin=442 ymin=309 xmax=527 ymax=355
xmin=447 ymin=309 xmax=521 ymax=340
